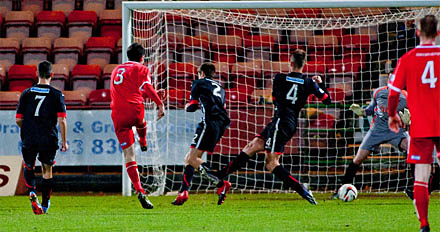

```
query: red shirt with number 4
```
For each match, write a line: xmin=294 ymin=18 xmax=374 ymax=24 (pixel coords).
xmin=110 ymin=61 xmax=162 ymax=109
xmin=388 ymin=44 xmax=440 ymax=138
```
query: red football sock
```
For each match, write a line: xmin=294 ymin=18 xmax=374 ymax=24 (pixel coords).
xmin=125 ymin=161 xmax=145 ymax=194
xmin=137 ymin=122 xmax=147 ymax=147
xmin=414 ymin=181 xmax=429 ymax=228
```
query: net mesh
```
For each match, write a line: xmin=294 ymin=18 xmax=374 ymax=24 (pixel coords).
xmin=127 ymin=7 xmax=440 ymax=195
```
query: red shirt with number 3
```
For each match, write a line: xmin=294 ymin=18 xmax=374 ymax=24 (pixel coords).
xmin=388 ymin=44 xmax=440 ymax=138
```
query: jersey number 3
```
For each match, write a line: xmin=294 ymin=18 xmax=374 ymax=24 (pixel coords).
xmin=114 ymin=68 xmax=125 ymax=85
xmin=421 ymin=60 xmax=438 ymax=88
xmin=286 ymin=84 xmax=298 ymax=104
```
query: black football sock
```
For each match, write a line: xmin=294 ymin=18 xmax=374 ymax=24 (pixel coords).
xmin=216 ymin=151 xmax=250 ymax=180
xmin=342 ymin=162 xmax=360 ymax=184
xmin=23 ymin=162 xmax=36 ymax=194
xmin=179 ymin=165 xmax=194 ymax=192
xmin=199 ymin=162 xmax=221 ymax=185
xmin=41 ymin=178 xmax=53 ymax=208
xmin=429 ymin=163 xmax=440 ymax=194
xmin=272 ymin=165 xmax=304 ymax=195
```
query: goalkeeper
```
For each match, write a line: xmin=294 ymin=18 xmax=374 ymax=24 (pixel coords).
xmin=332 ymin=85 xmax=409 ymax=199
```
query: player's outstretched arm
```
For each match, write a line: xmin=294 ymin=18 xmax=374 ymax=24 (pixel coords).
xmin=349 ymin=104 xmax=365 ymax=117
xmin=185 ymin=100 xmax=198 ymax=112
xmin=58 ymin=117 xmax=68 ymax=152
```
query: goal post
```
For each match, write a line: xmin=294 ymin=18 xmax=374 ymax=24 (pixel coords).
xmin=121 ymin=1 xmax=440 ymax=196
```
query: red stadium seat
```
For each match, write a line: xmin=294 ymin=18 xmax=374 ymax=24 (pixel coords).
xmin=0 ymin=91 xmax=21 ymax=107
xmin=116 ymin=38 xmax=122 ymax=64
xmin=213 ymin=62 xmax=230 ymax=80
xmin=225 ymin=87 xmax=255 ymax=106
xmin=36 ymin=11 xmax=66 ymax=40
xmin=308 ymin=35 xmax=339 ymax=61
xmin=230 ymin=61 xmax=263 ymax=80
xmin=289 ymin=8 xmax=321 ymax=18
xmin=226 ymin=25 xmax=251 ymax=38
xmin=100 ymin=10 xmax=122 ymax=42
xmin=309 ymin=112 xmax=336 ymax=128
xmin=165 ymin=14 xmax=191 ymax=35
xmin=167 ymin=89 xmax=189 ymax=108
xmin=53 ymin=37 xmax=83 ymax=71
xmin=327 ymin=87 xmax=345 ymax=103
xmin=8 ymin=65 xmax=38 ymax=92
xmin=85 ymin=37 xmax=115 ymax=68
xmin=71 ymin=64 xmax=101 ymax=90
xmin=235 ymin=77 xmax=257 ymax=90
xmin=63 ymin=90 xmax=88 ymax=106
xmin=67 ymin=11 xmax=97 ymax=44
xmin=89 ymin=89 xmax=111 ymax=106
xmin=159 ymin=33 xmax=183 ymax=63
xmin=52 ymin=0 xmax=75 ymax=16
xmin=181 ymin=35 xmax=210 ymax=66
xmin=103 ymin=64 xmax=118 ymax=89
xmin=5 ymin=11 xmax=34 ymax=42
xmin=212 ymin=35 xmax=242 ymax=63
xmin=243 ymin=35 xmax=274 ymax=60
xmin=84 ymin=0 xmax=106 ymax=17
xmin=0 ymin=38 xmax=20 ymax=70
xmin=289 ymin=30 xmax=313 ymax=44
xmin=303 ymin=60 xmax=326 ymax=75
xmin=194 ymin=21 xmax=219 ymax=40
xmin=22 ymin=37 xmax=52 ymax=65
xmin=168 ymin=78 xmax=192 ymax=91
xmin=22 ymin=0 xmax=44 ymax=16
xmin=168 ymin=62 xmax=198 ymax=79
xmin=263 ymin=61 xmax=290 ymax=79
xmin=320 ymin=8 xmax=352 ymax=18
xmin=277 ymin=44 xmax=306 ymax=61
xmin=51 ymin=64 xmax=70 ymax=91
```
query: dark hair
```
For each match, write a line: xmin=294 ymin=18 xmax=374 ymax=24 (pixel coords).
xmin=419 ymin=15 xmax=438 ymax=38
xmin=127 ymin=43 xmax=145 ymax=62
xmin=199 ymin=62 xmax=216 ymax=77
xmin=38 ymin=60 xmax=52 ymax=79
xmin=291 ymin=49 xmax=306 ymax=69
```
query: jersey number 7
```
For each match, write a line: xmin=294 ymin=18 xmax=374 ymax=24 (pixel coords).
xmin=34 ymin=95 xmax=46 ymax=116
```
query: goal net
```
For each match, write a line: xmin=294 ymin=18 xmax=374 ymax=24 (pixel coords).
xmin=124 ymin=2 xmax=440 ymax=195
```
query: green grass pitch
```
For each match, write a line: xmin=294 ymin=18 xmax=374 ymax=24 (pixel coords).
xmin=1 ymin=193 xmax=439 ymax=231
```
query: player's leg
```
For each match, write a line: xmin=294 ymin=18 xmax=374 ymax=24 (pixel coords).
xmin=136 ymin=119 xmax=148 ymax=151
xmin=22 ymin=147 xmax=43 ymax=214
xmin=38 ymin=150 xmax=56 ymax=213
xmin=266 ymin=152 xmax=317 ymax=205
xmin=342 ymin=149 xmax=372 ymax=184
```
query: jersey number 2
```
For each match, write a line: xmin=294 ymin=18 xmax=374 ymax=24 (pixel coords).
xmin=421 ymin=60 xmax=438 ymax=88
xmin=113 ymin=68 xmax=125 ymax=85
xmin=34 ymin=95 xmax=46 ymax=116
xmin=286 ymin=84 xmax=298 ymax=104
xmin=212 ymin=82 xmax=222 ymax=98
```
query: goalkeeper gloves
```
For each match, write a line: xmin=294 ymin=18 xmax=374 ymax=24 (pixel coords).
xmin=349 ymin=104 xmax=364 ymax=117
xmin=399 ymin=108 xmax=411 ymax=126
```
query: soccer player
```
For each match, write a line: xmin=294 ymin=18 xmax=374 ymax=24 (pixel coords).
xmin=16 ymin=61 xmax=68 ymax=214
xmin=172 ymin=62 xmax=231 ymax=206
xmin=207 ymin=49 xmax=331 ymax=205
xmin=331 ymin=85 xmax=410 ymax=199
xmin=388 ymin=15 xmax=440 ymax=232
xmin=110 ymin=43 xmax=165 ymax=209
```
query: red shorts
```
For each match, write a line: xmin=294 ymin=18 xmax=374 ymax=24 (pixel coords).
xmin=111 ymin=104 xmax=145 ymax=150
xmin=407 ymin=137 xmax=440 ymax=164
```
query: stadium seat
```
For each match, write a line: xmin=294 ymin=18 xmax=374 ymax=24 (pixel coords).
xmin=63 ymin=90 xmax=88 ymax=106
xmin=225 ymin=87 xmax=254 ymax=106
xmin=159 ymin=32 xmax=184 ymax=63
xmin=194 ymin=21 xmax=219 ymax=40
xmin=235 ymin=77 xmax=257 ymax=90
xmin=243 ymin=35 xmax=274 ymax=61
xmin=0 ymin=1 xmax=11 ymax=16
xmin=5 ymin=11 xmax=34 ymax=42
xmin=181 ymin=35 xmax=209 ymax=66
xmin=53 ymin=37 xmax=83 ymax=71
xmin=116 ymin=38 xmax=122 ymax=64
xmin=102 ymin=64 xmax=118 ymax=89
xmin=252 ymin=88 xmax=272 ymax=104
xmin=84 ymin=0 xmax=106 ymax=17
xmin=263 ymin=61 xmax=290 ymax=79
xmin=36 ymin=11 xmax=66 ymax=40
xmin=309 ymin=112 xmax=336 ymax=128
xmin=167 ymin=89 xmax=188 ymax=108
xmin=22 ymin=37 xmax=52 ymax=65
xmin=85 ymin=37 xmax=115 ymax=68
xmin=351 ymin=8 xmax=390 ymax=17
xmin=289 ymin=29 xmax=313 ymax=44
xmin=226 ymin=25 xmax=252 ymax=38
xmin=230 ymin=61 xmax=263 ymax=81
xmin=7 ymin=65 xmax=37 ymax=92
xmin=341 ymin=34 xmax=370 ymax=64
xmin=213 ymin=62 xmax=230 ymax=80
xmin=114 ymin=0 xmax=123 ymax=10
xmin=260 ymin=28 xmax=282 ymax=43
xmin=320 ymin=8 xmax=352 ymax=18
xmin=0 ymin=64 xmax=5 ymax=90
xmin=355 ymin=26 xmax=378 ymax=42
xmin=71 ymin=64 xmax=101 ymax=90
xmin=256 ymin=9 xmax=288 ymax=17
xmin=67 ymin=11 xmax=98 ymax=44
xmin=165 ymin=14 xmax=191 ymax=35
xmin=0 ymin=38 xmax=20 ymax=70
xmin=289 ymin=8 xmax=321 ymax=18
xmin=168 ymin=63 xmax=197 ymax=90
xmin=277 ymin=44 xmax=306 ymax=61
xmin=303 ymin=60 xmax=326 ymax=75
xmin=51 ymin=64 xmax=70 ymax=91
xmin=100 ymin=10 xmax=122 ymax=42
xmin=22 ymin=0 xmax=44 ymax=16
xmin=52 ymin=0 xmax=75 ymax=16
xmin=0 ymin=91 xmax=21 ymax=107
xmin=211 ymin=35 xmax=242 ymax=63
xmin=308 ymin=35 xmax=339 ymax=61
xmin=89 ymin=89 xmax=111 ymax=106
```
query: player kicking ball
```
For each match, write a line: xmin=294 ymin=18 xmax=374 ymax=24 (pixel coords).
xmin=110 ymin=43 xmax=165 ymax=209
xmin=172 ymin=62 xmax=231 ymax=206
xmin=16 ymin=61 xmax=68 ymax=214
xmin=388 ymin=15 xmax=440 ymax=232
xmin=331 ymin=84 xmax=410 ymax=199
xmin=204 ymin=49 xmax=332 ymax=205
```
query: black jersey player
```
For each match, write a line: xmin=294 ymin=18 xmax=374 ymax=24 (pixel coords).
xmin=172 ymin=62 xmax=231 ymax=206
xmin=211 ymin=49 xmax=332 ymax=205
xmin=15 ymin=61 xmax=68 ymax=214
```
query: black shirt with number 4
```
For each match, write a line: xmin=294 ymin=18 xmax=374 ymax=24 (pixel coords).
xmin=186 ymin=78 xmax=229 ymax=123
xmin=16 ymin=84 xmax=67 ymax=150
xmin=272 ymin=72 xmax=331 ymax=121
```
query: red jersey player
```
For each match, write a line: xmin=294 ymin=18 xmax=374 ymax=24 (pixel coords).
xmin=388 ymin=15 xmax=440 ymax=232
xmin=110 ymin=43 xmax=165 ymax=209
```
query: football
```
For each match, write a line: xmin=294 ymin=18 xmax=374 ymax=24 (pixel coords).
xmin=338 ymin=184 xmax=358 ymax=202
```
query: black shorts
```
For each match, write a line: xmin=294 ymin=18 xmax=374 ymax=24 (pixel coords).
xmin=22 ymin=146 xmax=57 ymax=166
xmin=190 ymin=119 xmax=228 ymax=153
xmin=258 ymin=117 xmax=296 ymax=154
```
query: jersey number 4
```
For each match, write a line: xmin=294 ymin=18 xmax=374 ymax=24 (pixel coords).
xmin=113 ymin=68 xmax=125 ymax=85
xmin=421 ymin=60 xmax=438 ymax=88
xmin=34 ymin=95 xmax=46 ymax=116
xmin=286 ymin=84 xmax=298 ymax=104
